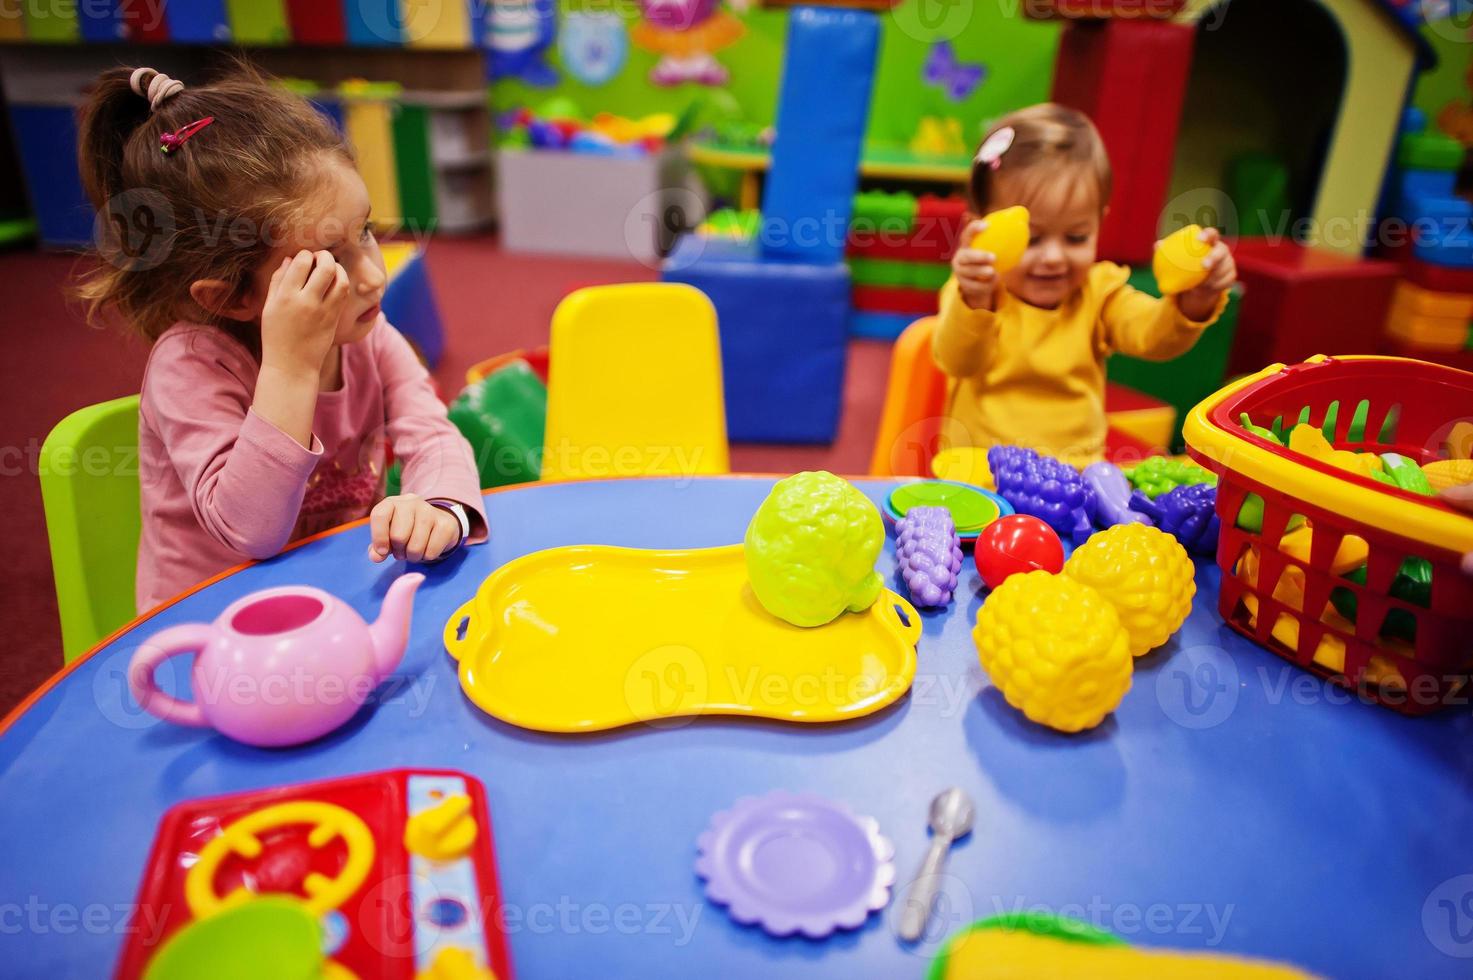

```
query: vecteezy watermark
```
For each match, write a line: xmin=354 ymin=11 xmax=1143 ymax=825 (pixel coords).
xmin=1424 ymin=874 xmax=1473 ymax=958
xmin=95 ymin=646 xmax=438 ymax=731
xmin=538 ymin=440 xmax=711 ymax=483
xmin=624 ymin=644 xmax=978 ymax=729
xmin=1153 ymin=644 xmax=1472 ymax=729
xmin=1155 ymin=644 xmax=1241 ymax=730
xmin=357 ymin=874 xmax=703 ymax=956
xmin=981 ymin=896 xmax=1236 ymax=946
xmin=0 ymin=899 xmax=171 ymax=945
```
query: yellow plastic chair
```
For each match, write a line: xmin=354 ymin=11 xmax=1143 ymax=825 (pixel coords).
xmin=39 ymin=395 xmax=141 ymax=661
xmin=542 ymin=283 xmax=729 ymax=481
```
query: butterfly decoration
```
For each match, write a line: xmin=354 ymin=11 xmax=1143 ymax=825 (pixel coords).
xmin=923 ymin=41 xmax=985 ymax=103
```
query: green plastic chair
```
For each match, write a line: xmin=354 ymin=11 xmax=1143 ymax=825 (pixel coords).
xmin=39 ymin=395 xmax=141 ymax=662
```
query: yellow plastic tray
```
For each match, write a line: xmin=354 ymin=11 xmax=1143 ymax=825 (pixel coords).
xmin=444 ymin=544 xmax=921 ymax=733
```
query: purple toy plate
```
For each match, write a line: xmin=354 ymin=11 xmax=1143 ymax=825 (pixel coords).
xmin=695 ymin=791 xmax=895 ymax=939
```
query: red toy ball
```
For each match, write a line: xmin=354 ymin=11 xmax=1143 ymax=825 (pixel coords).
xmin=974 ymin=514 xmax=1065 ymax=590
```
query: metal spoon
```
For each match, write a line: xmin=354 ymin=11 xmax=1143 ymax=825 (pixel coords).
xmin=897 ymin=788 xmax=976 ymax=942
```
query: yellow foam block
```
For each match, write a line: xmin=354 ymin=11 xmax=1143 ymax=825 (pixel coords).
xmin=1385 ymin=307 xmax=1469 ymax=350
xmin=942 ymin=928 xmax=1319 ymax=979
xmin=1391 ymin=281 xmax=1473 ymax=319
xmin=1105 ymin=406 xmax=1177 ymax=452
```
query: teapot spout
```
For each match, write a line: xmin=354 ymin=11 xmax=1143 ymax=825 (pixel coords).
xmin=368 ymin=573 xmax=425 ymax=681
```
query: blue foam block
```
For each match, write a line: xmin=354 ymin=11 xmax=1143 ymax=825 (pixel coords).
xmin=850 ymin=310 xmax=914 ymax=341
xmin=663 ymin=234 xmax=850 ymax=443
xmin=1414 ymin=237 xmax=1473 ymax=268
xmin=382 ymin=250 xmax=445 ymax=366
xmin=11 ymin=104 xmax=93 ymax=249
xmin=347 ymin=0 xmax=403 ymax=45
xmin=78 ymin=0 xmax=124 ymax=41
xmin=761 ymin=8 xmax=879 ymax=265
xmin=165 ymin=0 xmax=230 ymax=42
xmin=1400 ymin=106 xmax=1427 ymax=136
xmin=1397 ymin=169 xmax=1456 ymax=203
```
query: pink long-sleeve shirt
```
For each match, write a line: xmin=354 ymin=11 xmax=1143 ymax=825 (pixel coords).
xmin=135 ymin=317 xmax=488 ymax=611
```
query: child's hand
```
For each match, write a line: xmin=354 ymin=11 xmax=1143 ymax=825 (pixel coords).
xmin=1440 ymin=483 xmax=1473 ymax=575
xmin=1174 ymin=228 xmax=1237 ymax=322
xmin=260 ymin=249 xmax=349 ymax=377
xmin=953 ymin=219 xmax=1000 ymax=312
xmin=368 ymin=494 xmax=463 ymax=564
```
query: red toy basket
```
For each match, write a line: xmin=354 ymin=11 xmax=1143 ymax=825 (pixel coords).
xmin=1184 ymin=355 xmax=1473 ymax=715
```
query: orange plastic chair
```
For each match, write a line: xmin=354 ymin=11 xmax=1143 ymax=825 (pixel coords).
xmin=868 ymin=316 xmax=1170 ymax=478
xmin=869 ymin=317 xmax=947 ymax=477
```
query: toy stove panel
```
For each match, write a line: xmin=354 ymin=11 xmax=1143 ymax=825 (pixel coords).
xmin=115 ymin=768 xmax=513 ymax=980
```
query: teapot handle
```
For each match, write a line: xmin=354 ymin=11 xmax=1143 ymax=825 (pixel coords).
xmin=127 ymin=624 xmax=216 ymax=728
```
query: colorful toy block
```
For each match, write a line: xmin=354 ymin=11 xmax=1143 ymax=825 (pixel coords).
xmin=1405 ymin=257 xmax=1473 ymax=294
xmin=1397 ymin=131 xmax=1465 ymax=172
xmin=1388 ymin=281 xmax=1473 ymax=319
xmin=1050 ymin=18 xmax=1195 ymax=264
xmin=165 ymin=0 xmax=230 ymax=42
xmin=664 ymin=234 xmax=850 ymax=443
xmin=1385 ymin=308 xmax=1470 ymax=350
xmin=285 ymin=0 xmax=345 ymax=44
xmin=380 ymin=243 xmax=445 ymax=366
xmin=10 ymin=101 xmax=92 ymax=247
xmin=761 ymin=8 xmax=879 ymax=265
xmin=851 ymin=285 xmax=937 ymax=316
xmin=851 ymin=311 xmax=917 ymax=341
xmin=1227 ymin=238 xmax=1399 ymax=375
xmin=347 ymin=0 xmax=402 ymax=45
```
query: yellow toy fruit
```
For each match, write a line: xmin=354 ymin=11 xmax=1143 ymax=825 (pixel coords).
xmin=1064 ymin=523 xmax=1195 ymax=657
xmin=1423 ymin=458 xmax=1473 ymax=492
xmin=1287 ymin=424 xmax=1383 ymax=479
xmin=969 ymin=206 xmax=1031 ymax=273
xmin=1153 ymin=224 xmax=1212 ymax=294
xmin=973 ymin=571 xmax=1132 ymax=733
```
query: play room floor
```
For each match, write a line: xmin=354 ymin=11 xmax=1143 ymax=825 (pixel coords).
xmin=0 ymin=235 xmax=889 ymax=716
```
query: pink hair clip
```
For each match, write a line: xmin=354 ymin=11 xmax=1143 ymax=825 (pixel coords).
xmin=159 ymin=116 xmax=214 ymax=154
xmin=976 ymin=125 xmax=1015 ymax=171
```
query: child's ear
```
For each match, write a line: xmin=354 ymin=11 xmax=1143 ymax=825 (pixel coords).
xmin=189 ymin=279 xmax=257 ymax=322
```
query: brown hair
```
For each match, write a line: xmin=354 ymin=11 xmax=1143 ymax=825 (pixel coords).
xmin=75 ymin=61 xmax=352 ymax=342
xmin=969 ymin=103 xmax=1112 ymax=217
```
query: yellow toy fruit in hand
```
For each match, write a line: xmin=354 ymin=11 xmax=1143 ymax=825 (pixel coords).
xmin=1153 ymin=224 xmax=1212 ymax=294
xmin=973 ymin=571 xmax=1133 ymax=733
xmin=1064 ymin=523 xmax=1195 ymax=658
xmin=969 ymin=206 xmax=1031 ymax=273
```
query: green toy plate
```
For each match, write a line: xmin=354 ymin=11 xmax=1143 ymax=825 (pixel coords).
xmin=884 ymin=481 xmax=1013 ymax=541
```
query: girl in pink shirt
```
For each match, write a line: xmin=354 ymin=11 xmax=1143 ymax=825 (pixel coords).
xmin=76 ymin=65 xmax=488 ymax=611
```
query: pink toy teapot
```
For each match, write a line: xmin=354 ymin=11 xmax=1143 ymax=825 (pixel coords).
xmin=128 ymin=574 xmax=424 ymax=747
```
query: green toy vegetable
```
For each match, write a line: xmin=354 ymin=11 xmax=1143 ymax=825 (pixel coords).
xmin=745 ymin=471 xmax=884 ymax=628
xmin=1329 ymin=557 xmax=1433 ymax=643
xmin=1239 ymin=413 xmax=1283 ymax=445
xmin=1125 ymin=457 xmax=1218 ymax=500
xmin=1369 ymin=453 xmax=1434 ymax=496
xmin=1233 ymin=494 xmax=1307 ymax=535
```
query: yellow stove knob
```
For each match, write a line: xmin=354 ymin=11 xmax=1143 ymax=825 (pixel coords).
xmin=415 ymin=946 xmax=496 ymax=980
xmin=404 ymin=794 xmax=477 ymax=862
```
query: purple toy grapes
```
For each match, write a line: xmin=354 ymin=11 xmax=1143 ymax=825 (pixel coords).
xmin=987 ymin=445 xmax=1098 ymax=545
xmin=895 ymin=506 xmax=963 ymax=608
xmin=1129 ymin=482 xmax=1220 ymax=555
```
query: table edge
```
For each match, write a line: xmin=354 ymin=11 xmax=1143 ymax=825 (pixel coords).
xmin=0 ymin=473 xmax=874 ymax=737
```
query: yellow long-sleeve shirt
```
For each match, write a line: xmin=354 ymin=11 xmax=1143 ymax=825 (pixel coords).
xmin=932 ymin=262 xmax=1226 ymax=469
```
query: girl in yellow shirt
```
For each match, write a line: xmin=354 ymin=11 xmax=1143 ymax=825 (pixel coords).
xmin=935 ymin=103 xmax=1237 ymax=469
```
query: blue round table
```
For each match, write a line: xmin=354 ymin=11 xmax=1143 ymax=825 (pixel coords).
xmin=2 ymin=477 xmax=1470 ymax=978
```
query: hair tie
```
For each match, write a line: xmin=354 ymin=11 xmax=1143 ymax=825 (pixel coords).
xmin=976 ymin=126 xmax=1015 ymax=172
xmin=129 ymin=67 xmax=185 ymax=112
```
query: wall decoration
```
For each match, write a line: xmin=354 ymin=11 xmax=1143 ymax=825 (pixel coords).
xmin=560 ymin=12 xmax=629 ymax=87
xmin=632 ymin=0 xmax=745 ymax=87
xmin=485 ymin=0 xmax=559 ymax=87
xmin=923 ymin=40 xmax=985 ymax=103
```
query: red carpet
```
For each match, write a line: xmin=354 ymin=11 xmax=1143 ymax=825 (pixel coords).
xmin=0 ymin=236 xmax=887 ymax=716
